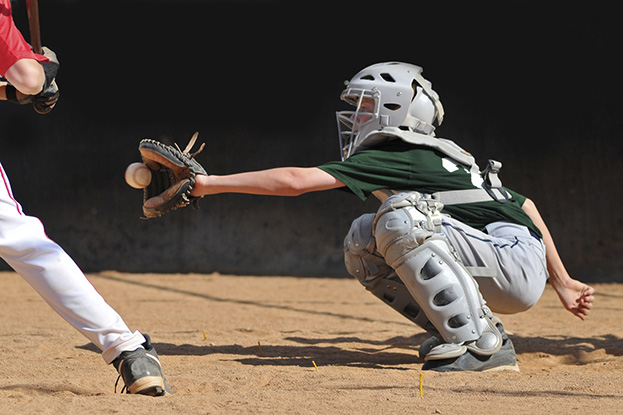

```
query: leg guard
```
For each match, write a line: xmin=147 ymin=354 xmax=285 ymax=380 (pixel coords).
xmin=344 ymin=214 xmax=437 ymax=333
xmin=344 ymin=214 xmax=392 ymax=289
xmin=374 ymin=192 xmax=502 ymax=359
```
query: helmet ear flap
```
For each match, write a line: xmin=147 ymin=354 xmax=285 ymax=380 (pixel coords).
xmin=409 ymin=87 xmax=437 ymax=125
xmin=411 ymin=71 xmax=444 ymax=126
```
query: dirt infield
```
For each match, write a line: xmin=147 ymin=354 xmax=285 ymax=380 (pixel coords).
xmin=0 ymin=271 xmax=621 ymax=414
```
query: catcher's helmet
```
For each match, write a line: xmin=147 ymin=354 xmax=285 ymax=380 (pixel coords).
xmin=336 ymin=62 xmax=444 ymax=160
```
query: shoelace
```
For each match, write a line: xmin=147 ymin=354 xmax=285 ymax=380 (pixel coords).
xmin=114 ymin=375 xmax=128 ymax=394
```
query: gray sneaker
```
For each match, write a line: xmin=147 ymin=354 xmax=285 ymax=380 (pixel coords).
xmin=112 ymin=334 xmax=172 ymax=396
xmin=421 ymin=322 xmax=519 ymax=372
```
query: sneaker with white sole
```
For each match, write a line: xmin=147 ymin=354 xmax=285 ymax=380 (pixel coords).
xmin=421 ymin=322 xmax=519 ymax=372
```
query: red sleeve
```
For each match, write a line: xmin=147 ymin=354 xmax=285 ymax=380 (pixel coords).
xmin=0 ymin=0 xmax=48 ymax=76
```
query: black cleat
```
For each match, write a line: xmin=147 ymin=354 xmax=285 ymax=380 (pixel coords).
xmin=112 ymin=334 xmax=172 ymax=396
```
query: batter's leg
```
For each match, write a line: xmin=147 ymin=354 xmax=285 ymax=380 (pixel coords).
xmin=0 ymin=163 xmax=144 ymax=364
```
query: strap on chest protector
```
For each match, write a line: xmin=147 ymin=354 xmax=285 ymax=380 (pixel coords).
xmin=372 ymin=159 xmax=511 ymax=207
xmin=366 ymin=128 xmax=511 ymax=206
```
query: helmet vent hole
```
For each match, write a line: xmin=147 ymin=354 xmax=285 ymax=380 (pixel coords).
xmin=361 ymin=75 xmax=375 ymax=81
xmin=384 ymin=103 xmax=401 ymax=111
xmin=380 ymin=73 xmax=396 ymax=82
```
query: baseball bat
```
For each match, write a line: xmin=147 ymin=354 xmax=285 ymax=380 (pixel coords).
xmin=25 ymin=0 xmax=42 ymax=54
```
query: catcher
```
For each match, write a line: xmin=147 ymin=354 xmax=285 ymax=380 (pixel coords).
xmin=139 ymin=61 xmax=594 ymax=372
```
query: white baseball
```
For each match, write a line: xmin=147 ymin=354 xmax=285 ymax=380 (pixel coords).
xmin=125 ymin=162 xmax=152 ymax=189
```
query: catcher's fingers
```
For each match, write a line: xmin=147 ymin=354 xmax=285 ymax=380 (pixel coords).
xmin=573 ymin=288 xmax=595 ymax=320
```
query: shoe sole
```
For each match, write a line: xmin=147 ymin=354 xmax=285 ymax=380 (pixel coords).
xmin=128 ymin=376 xmax=168 ymax=396
xmin=422 ymin=357 xmax=519 ymax=372
xmin=479 ymin=363 xmax=519 ymax=372
xmin=422 ymin=358 xmax=519 ymax=373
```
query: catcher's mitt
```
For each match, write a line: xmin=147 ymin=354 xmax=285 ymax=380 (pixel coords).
xmin=138 ymin=132 xmax=207 ymax=219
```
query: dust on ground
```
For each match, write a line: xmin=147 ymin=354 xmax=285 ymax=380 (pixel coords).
xmin=0 ymin=271 xmax=621 ymax=414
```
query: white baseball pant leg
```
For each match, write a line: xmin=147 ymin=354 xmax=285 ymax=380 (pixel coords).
xmin=0 ymin=163 xmax=145 ymax=363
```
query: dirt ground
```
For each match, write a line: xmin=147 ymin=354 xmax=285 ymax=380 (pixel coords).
xmin=0 ymin=270 xmax=621 ymax=415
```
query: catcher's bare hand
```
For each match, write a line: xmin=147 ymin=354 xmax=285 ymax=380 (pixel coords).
xmin=552 ymin=278 xmax=595 ymax=320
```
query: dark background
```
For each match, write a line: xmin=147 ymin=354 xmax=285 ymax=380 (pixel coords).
xmin=2 ymin=1 xmax=621 ymax=281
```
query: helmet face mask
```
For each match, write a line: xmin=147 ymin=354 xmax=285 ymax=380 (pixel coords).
xmin=336 ymin=88 xmax=381 ymax=160
xmin=335 ymin=62 xmax=444 ymax=160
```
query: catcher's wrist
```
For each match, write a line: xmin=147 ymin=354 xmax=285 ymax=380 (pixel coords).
xmin=190 ymin=174 xmax=208 ymax=197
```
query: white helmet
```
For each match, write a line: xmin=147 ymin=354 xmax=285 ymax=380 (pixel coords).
xmin=336 ymin=62 xmax=444 ymax=160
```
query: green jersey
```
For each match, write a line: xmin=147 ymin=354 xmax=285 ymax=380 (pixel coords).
xmin=317 ymin=140 xmax=541 ymax=237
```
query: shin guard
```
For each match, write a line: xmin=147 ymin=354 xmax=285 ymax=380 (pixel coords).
xmin=374 ymin=193 xmax=502 ymax=359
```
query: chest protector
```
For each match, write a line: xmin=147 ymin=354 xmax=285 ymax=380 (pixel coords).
xmin=364 ymin=127 xmax=511 ymax=205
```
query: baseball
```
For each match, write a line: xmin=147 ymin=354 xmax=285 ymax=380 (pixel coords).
xmin=125 ymin=162 xmax=152 ymax=189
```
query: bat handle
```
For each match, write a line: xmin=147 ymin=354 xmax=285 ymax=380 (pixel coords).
xmin=26 ymin=0 xmax=43 ymax=55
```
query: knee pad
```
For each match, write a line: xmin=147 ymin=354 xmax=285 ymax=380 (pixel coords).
xmin=344 ymin=214 xmax=394 ymax=288
xmin=344 ymin=213 xmax=437 ymax=334
xmin=374 ymin=192 xmax=440 ymax=266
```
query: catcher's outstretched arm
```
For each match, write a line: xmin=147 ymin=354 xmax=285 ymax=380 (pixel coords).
xmin=190 ymin=167 xmax=344 ymax=197
xmin=134 ymin=134 xmax=342 ymax=218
